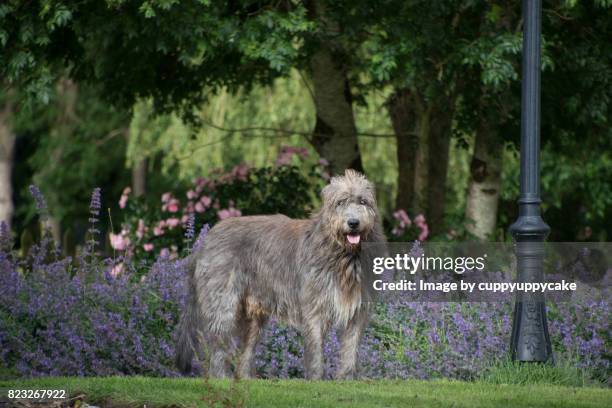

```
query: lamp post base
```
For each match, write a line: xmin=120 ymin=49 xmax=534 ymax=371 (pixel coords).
xmin=509 ymin=217 xmax=553 ymax=363
xmin=510 ymin=299 xmax=553 ymax=362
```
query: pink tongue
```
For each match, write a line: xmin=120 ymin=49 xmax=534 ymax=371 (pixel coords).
xmin=347 ymin=234 xmax=361 ymax=244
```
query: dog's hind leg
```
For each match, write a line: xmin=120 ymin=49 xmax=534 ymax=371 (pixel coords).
xmin=198 ymin=264 xmax=243 ymax=378
xmin=236 ymin=304 xmax=267 ymax=379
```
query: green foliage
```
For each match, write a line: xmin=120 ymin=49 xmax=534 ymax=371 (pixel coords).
xmin=3 ymin=0 xmax=611 ymax=242
xmin=0 ymin=0 xmax=316 ymax=117
xmin=461 ymin=34 xmax=523 ymax=89
xmin=12 ymin=84 xmax=130 ymax=230
xmin=481 ymin=358 xmax=597 ymax=388
xmin=501 ymin=144 xmax=612 ymax=241
xmin=124 ymin=72 xmax=398 ymax=214
xmin=125 ymin=72 xmax=315 ymax=180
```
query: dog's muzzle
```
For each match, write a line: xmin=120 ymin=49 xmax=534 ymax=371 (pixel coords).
xmin=346 ymin=218 xmax=361 ymax=244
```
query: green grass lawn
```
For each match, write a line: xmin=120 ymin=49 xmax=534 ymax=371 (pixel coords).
xmin=1 ymin=377 xmax=610 ymax=408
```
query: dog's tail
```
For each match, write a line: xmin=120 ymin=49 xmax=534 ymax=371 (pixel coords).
xmin=176 ymin=255 xmax=200 ymax=374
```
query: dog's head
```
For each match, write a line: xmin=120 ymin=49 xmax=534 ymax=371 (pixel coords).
xmin=320 ymin=169 xmax=380 ymax=251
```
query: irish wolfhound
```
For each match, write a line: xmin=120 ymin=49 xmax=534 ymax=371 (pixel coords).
xmin=176 ymin=169 xmax=385 ymax=379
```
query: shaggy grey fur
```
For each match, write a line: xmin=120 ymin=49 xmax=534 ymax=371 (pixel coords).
xmin=176 ymin=169 xmax=385 ymax=379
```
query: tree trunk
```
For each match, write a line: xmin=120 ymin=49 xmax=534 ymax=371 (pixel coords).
xmin=47 ymin=217 xmax=62 ymax=244
xmin=465 ymin=121 xmax=503 ymax=240
xmin=388 ymin=90 xmax=418 ymax=211
xmin=413 ymin=109 xmax=431 ymax=215
xmin=307 ymin=0 xmax=362 ymax=175
xmin=310 ymin=47 xmax=362 ymax=174
xmin=132 ymin=158 xmax=147 ymax=197
xmin=0 ymin=100 xmax=16 ymax=229
xmin=426 ymin=104 xmax=453 ymax=235
xmin=45 ymin=78 xmax=79 ymax=243
xmin=52 ymin=78 xmax=78 ymax=243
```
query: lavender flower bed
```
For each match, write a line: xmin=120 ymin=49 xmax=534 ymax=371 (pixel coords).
xmin=1 ymin=180 xmax=608 ymax=381
xmin=255 ymin=299 xmax=609 ymax=381
xmin=1 ymin=229 xmax=608 ymax=380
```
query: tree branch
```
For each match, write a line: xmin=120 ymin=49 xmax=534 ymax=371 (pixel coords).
xmin=175 ymin=118 xmax=396 ymax=161
xmin=199 ymin=118 xmax=395 ymax=138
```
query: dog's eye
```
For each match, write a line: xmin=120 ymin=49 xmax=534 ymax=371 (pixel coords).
xmin=337 ymin=199 xmax=345 ymax=207
xmin=359 ymin=198 xmax=368 ymax=206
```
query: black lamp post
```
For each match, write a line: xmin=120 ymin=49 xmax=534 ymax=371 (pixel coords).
xmin=509 ymin=0 xmax=553 ymax=362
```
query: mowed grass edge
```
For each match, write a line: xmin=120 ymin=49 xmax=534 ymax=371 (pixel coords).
xmin=1 ymin=377 xmax=610 ymax=408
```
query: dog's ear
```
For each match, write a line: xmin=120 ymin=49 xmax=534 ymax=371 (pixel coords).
xmin=321 ymin=181 xmax=337 ymax=204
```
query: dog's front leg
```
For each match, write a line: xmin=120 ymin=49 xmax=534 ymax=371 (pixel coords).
xmin=303 ymin=317 xmax=324 ymax=380
xmin=337 ymin=313 xmax=368 ymax=379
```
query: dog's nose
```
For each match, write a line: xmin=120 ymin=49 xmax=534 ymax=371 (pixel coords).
xmin=347 ymin=218 xmax=360 ymax=229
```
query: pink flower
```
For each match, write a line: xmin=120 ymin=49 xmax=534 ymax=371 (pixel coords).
xmin=186 ymin=190 xmax=198 ymax=199
xmin=393 ymin=209 xmax=411 ymax=228
xmin=159 ymin=248 xmax=170 ymax=258
xmin=200 ymin=195 xmax=212 ymax=207
xmin=418 ymin=224 xmax=429 ymax=241
xmin=195 ymin=202 xmax=205 ymax=213
xmin=119 ymin=195 xmax=128 ymax=209
xmin=109 ymin=232 xmax=130 ymax=251
xmin=110 ymin=262 xmax=124 ymax=277
xmin=218 ymin=207 xmax=242 ymax=220
xmin=161 ymin=192 xmax=172 ymax=203
xmin=194 ymin=177 xmax=213 ymax=194
xmin=275 ymin=145 xmax=309 ymax=167
xmin=136 ymin=219 xmax=147 ymax=240
xmin=414 ymin=214 xmax=426 ymax=227
xmin=231 ymin=163 xmax=250 ymax=181
xmin=154 ymin=221 xmax=165 ymax=236
xmin=275 ymin=155 xmax=291 ymax=167
xmin=162 ymin=198 xmax=180 ymax=213
xmin=118 ymin=187 xmax=131 ymax=209
xmin=143 ymin=243 xmax=154 ymax=252
xmin=166 ymin=217 xmax=180 ymax=228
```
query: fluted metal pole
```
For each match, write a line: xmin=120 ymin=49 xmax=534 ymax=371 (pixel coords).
xmin=509 ymin=0 xmax=552 ymax=362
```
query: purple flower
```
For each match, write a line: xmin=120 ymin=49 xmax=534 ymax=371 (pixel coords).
xmin=87 ymin=188 xmax=102 ymax=252
xmin=184 ymin=213 xmax=195 ymax=244
xmin=193 ymin=224 xmax=210 ymax=251
xmin=28 ymin=185 xmax=48 ymax=219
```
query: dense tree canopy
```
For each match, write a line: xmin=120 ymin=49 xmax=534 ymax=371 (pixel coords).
xmin=1 ymin=0 xmax=610 ymax=241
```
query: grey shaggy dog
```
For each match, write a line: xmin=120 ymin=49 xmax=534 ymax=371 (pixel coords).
xmin=176 ymin=169 xmax=385 ymax=379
